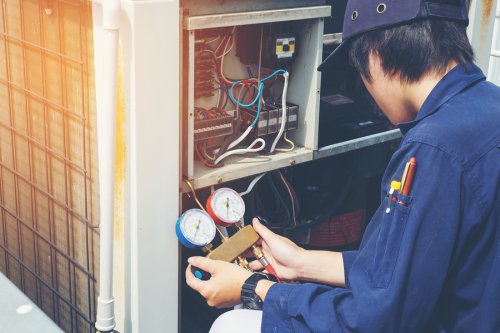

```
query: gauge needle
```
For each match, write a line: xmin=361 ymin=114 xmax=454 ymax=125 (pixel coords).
xmin=193 ymin=219 xmax=201 ymax=240
xmin=225 ymin=198 xmax=230 ymax=218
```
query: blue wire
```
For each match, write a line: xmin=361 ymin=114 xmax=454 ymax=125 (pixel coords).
xmin=228 ymin=69 xmax=286 ymax=127
xmin=230 ymin=84 xmax=263 ymax=108
xmin=261 ymin=69 xmax=287 ymax=82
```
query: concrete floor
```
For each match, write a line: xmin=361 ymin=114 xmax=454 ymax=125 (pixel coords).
xmin=0 ymin=273 xmax=63 ymax=333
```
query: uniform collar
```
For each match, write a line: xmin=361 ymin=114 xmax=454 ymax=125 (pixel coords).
xmin=398 ymin=62 xmax=486 ymax=134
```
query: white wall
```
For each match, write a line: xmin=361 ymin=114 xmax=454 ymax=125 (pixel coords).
xmin=487 ymin=2 xmax=500 ymax=84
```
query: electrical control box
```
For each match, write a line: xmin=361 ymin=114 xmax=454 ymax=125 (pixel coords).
xmin=181 ymin=6 xmax=330 ymax=189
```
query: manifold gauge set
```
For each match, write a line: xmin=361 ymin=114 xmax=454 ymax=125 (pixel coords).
xmin=176 ymin=188 xmax=245 ymax=248
xmin=176 ymin=187 xmax=279 ymax=282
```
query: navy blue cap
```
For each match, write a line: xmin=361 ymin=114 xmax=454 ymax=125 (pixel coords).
xmin=318 ymin=0 xmax=469 ymax=71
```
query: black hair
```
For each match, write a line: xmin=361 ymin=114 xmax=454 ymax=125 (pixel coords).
xmin=348 ymin=19 xmax=474 ymax=83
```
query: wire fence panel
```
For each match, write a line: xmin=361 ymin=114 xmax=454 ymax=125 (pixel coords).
xmin=0 ymin=1 xmax=99 ymax=332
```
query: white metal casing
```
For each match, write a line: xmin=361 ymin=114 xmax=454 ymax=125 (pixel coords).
xmin=93 ymin=1 xmax=180 ymax=332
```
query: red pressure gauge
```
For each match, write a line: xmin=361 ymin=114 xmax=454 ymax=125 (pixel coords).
xmin=206 ymin=188 xmax=245 ymax=227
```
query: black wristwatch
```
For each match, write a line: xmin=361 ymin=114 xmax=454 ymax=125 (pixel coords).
xmin=241 ymin=272 xmax=275 ymax=310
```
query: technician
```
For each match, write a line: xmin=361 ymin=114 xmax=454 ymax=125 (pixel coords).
xmin=186 ymin=0 xmax=500 ymax=331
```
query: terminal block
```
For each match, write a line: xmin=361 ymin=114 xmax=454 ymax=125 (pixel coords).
xmin=241 ymin=103 xmax=299 ymax=138
xmin=277 ymin=103 xmax=299 ymax=131
xmin=194 ymin=114 xmax=234 ymax=141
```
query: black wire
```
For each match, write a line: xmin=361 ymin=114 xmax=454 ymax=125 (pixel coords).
xmin=244 ymin=174 xmax=285 ymax=229
xmin=271 ymin=172 xmax=294 ymax=212
xmin=246 ymin=173 xmax=291 ymax=232
xmin=286 ymin=176 xmax=353 ymax=231
xmin=222 ymin=85 xmax=230 ymax=110
xmin=215 ymin=117 xmax=242 ymax=157
xmin=267 ymin=173 xmax=292 ymax=229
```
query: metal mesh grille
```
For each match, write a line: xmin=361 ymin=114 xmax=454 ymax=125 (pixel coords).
xmin=0 ymin=1 xmax=99 ymax=332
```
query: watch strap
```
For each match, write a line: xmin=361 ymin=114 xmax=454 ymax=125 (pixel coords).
xmin=241 ymin=273 xmax=269 ymax=310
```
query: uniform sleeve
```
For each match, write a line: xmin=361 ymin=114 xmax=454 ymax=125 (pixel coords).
xmin=261 ymin=143 xmax=464 ymax=333
xmin=342 ymin=251 xmax=357 ymax=289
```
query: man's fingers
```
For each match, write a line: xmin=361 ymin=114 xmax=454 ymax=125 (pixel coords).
xmin=188 ymin=256 xmax=216 ymax=274
xmin=185 ymin=264 xmax=204 ymax=291
xmin=252 ymin=218 xmax=277 ymax=241
xmin=248 ymin=259 xmax=264 ymax=271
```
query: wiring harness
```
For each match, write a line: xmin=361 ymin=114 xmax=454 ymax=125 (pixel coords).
xmin=193 ymin=27 xmax=295 ymax=168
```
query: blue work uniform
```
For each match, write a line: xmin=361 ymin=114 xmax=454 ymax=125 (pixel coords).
xmin=262 ymin=63 xmax=500 ymax=332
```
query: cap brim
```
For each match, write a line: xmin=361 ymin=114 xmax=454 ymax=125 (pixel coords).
xmin=317 ymin=40 xmax=350 ymax=72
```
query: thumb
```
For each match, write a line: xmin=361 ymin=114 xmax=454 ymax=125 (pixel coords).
xmin=188 ymin=256 xmax=216 ymax=274
xmin=252 ymin=218 xmax=277 ymax=242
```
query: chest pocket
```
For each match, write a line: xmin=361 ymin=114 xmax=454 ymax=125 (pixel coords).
xmin=368 ymin=192 xmax=412 ymax=289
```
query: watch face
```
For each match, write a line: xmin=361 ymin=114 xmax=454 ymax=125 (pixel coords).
xmin=243 ymin=298 xmax=263 ymax=310
xmin=241 ymin=273 xmax=269 ymax=310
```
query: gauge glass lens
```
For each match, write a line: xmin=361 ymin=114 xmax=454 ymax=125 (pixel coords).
xmin=211 ymin=188 xmax=245 ymax=223
xmin=180 ymin=210 xmax=216 ymax=246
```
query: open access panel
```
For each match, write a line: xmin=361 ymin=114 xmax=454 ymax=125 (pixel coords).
xmin=181 ymin=6 xmax=331 ymax=190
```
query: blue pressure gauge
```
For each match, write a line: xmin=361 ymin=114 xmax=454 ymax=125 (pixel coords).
xmin=176 ymin=209 xmax=216 ymax=249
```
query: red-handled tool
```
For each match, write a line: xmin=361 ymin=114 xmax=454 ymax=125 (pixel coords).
xmin=401 ymin=157 xmax=417 ymax=196
xmin=252 ymin=245 xmax=281 ymax=283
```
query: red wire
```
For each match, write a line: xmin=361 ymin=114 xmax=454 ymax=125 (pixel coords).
xmin=265 ymin=263 xmax=281 ymax=283
xmin=195 ymin=144 xmax=217 ymax=168
xmin=245 ymin=83 xmax=254 ymax=103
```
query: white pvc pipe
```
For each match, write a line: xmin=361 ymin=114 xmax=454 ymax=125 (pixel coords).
xmin=95 ymin=0 xmax=120 ymax=331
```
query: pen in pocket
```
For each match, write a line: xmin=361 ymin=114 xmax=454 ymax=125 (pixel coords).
xmin=386 ymin=180 xmax=401 ymax=213
xmin=397 ymin=157 xmax=417 ymax=206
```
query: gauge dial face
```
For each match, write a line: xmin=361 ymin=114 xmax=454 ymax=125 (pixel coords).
xmin=179 ymin=209 xmax=216 ymax=247
xmin=210 ymin=188 xmax=245 ymax=224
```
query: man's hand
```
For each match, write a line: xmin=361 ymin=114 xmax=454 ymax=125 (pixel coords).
xmin=186 ymin=256 xmax=252 ymax=308
xmin=249 ymin=218 xmax=306 ymax=281
xmin=250 ymin=218 xmax=346 ymax=286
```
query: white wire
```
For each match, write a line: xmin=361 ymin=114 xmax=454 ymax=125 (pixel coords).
xmin=228 ymin=126 xmax=253 ymax=150
xmin=217 ymin=72 xmax=286 ymax=157
xmin=225 ymin=83 xmax=260 ymax=150
xmin=206 ymin=35 xmax=220 ymax=45
xmin=214 ymin=138 xmax=265 ymax=165
xmin=235 ymin=82 xmax=246 ymax=119
xmin=269 ymin=71 xmax=289 ymax=153
xmin=215 ymin=85 xmax=221 ymax=109
xmin=217 ymin=28 xmax=236 ymax=84
xmin=216 ymin=35 xmax=234 ymax=59
xmin=214 ymin=35 xmax=227 ymax=54
xmin=211 ymin=85 xmax=246 ymax=156
xmin=219 ymin=44 xmax=234 ymax=84
xmin=275 ymin=132 xmax=295 ymax=152
xmin=239 ymin=173 xmax=266 ymax=196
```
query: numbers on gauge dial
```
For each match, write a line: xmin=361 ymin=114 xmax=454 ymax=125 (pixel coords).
xmin=211 ymin=188 xmax=245 ymax=223
xmin=180 ymin=209 xmax=216 ymax=247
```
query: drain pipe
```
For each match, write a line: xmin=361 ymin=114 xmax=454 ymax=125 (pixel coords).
xmin=95 ymin=0 xmax=120 ymax=331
